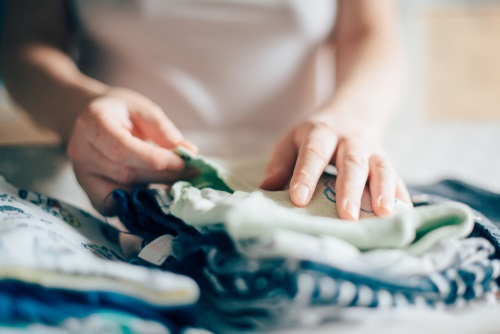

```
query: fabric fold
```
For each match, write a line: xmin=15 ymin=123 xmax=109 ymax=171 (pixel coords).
xmin=169 ymin=149 xmax=474 ymax=255
xmin=0 ymin=176 xmax=203 ymax=333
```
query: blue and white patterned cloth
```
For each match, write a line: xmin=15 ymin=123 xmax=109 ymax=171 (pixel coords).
xmin=0 ymin=176 xmax=205 ymax=334
xmin=114 ymin=185 xmax=500 ymax=332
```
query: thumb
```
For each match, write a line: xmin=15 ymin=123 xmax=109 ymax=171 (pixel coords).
xmin=260 ymin=134 xmax=297 ymax=191
xmin=131 ymin=103 xmax=192 ymax=150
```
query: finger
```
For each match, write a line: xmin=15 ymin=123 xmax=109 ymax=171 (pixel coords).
xmin=178 ymin=139 xmax=199 ymax=155
xmin=84 ymin=144 xmax=186 ymax=185
xmin=396 ymin=176 xmax=413 ymax=207
xmin=289 ymin=125 xmax=338 ymax=207
xmin=88 ymin=110 xmax=185 ymax=171
xmin=335 ymin=139 xmax=370 ymax=220
xmin=368 ymin=154 xmax=396 ymax=217
xmin=130 ymin=103 xmax=185 ymax=149
xmin=260 ymin=133 xmax=297 ymax=191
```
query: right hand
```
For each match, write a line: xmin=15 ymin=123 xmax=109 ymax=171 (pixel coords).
xmin=67 ymin=87 xmax=197 ymax=215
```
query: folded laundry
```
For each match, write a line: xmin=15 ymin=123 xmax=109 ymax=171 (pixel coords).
xmin=114 ymin=185 xmax=500 ymax=331
xmin=0 ymin=176 xmax=202 ymax=332
xmin=0 ymin=279 xmax=195 ymax=329
xmin=111 ymin=150 xmax=500 ymax=332
xmin=114 ymin=188 xmax=488 ymax=278
xmin=410 ymin=181 xmax=500 ymax=261
xmin=161 ymin=149 xmax=475 ymax=255
xmin=234 ymin=229 xmax=494 ymax=278
xmin=170 ymin=184 xmax=473 ymax=255
xmin=192 ymin=239 xmax=499 ymax=330
xmin=411 ymin=179 xmax=500 ymax=223
xmin=1 ymin=310 xmax=173 ymax=334
xmin=178 ymin=151 xmax=500 ymax=259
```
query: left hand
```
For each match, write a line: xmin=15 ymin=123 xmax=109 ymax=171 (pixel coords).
xmin=260 ymin=114 xmax=412 ymax=220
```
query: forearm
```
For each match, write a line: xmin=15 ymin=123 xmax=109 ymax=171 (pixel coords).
xmin=2 ymin=42 xmax=108 ymax=141
xmin=323 ymin=21 xmax=406 ymax=140
xmin=327 ymin=33 xmax=405 ymax=137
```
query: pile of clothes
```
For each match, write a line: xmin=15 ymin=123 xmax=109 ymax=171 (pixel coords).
xmin=0 ymin=176 xmax=206 ymax=334
xmin=112 ymin=149 xmax=500 ymax=331
xmin=1 ymin=148 xmax=499 ymax=333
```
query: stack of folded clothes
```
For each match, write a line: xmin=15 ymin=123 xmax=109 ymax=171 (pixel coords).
xmin=2 ymin=148 xmax=499 ymax=333
xmin=0 ymin=176 xmax=207 ymax=334
xmin=113 ymin=149 xmax=500 ymax=332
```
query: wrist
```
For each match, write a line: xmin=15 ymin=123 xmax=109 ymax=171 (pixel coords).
xmin=61 ymin=77 xmax=109 ymax=142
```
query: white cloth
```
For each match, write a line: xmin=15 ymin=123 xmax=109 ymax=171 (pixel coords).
xmin=0 ymin=176 xmax=199 ymax=306
xmin=169 ymin=179 xmax=474 ymax=255
xmin=74 ymin=0 xmax=337 ymax=138
xmin=235 ymin=229 xmax=494 ymax=278
xmin=160 ymin=149 xmax=475 ymax=256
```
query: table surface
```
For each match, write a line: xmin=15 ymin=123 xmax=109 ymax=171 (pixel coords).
xmin=0 ymin=146 xmax=93 ymax=211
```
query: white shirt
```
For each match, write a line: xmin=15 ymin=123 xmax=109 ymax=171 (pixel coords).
xmin=75 ymin=0 xmax=337 ymax=154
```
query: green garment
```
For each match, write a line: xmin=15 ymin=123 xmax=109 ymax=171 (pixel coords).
xmin=170 ymin=148 xmax=474 ymax=255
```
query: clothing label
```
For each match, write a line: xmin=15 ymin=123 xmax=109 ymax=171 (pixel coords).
xmin=138 ymin=235 xmax=175 ymax=266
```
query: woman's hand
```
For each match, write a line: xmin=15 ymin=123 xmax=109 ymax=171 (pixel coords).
xmin=260 ymin=0 xmax=409 ymax=220
xmin=260 ymin=113 xmax=412 ymax=220
xmin=67 ymin=87 xmax=197 ymax=214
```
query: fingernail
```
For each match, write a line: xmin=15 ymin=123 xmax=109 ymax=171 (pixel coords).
xmin=344 ymin=199 xmax=359 ymax=220
xmin=179 ymin=140 xmax=198 ymax=154
xmin=294 ymin=183 xmax=310 ymax=205
xmin=378 ymin=196 xmax=394 ymax=215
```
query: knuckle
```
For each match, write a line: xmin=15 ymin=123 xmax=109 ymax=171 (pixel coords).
xmin=85 ymin=101 xmax=106 ymax=119
xmin=371 ymin=155 xmax=392 ymax=171
xmin=145 ymin=154 xmax=169 ymax=171
xmin=294 ymin=120 xmax=333 ymax=143
xmin=295 ymin=168 xmax=314 ymax=184
xmin=314 ymin=121 xmax=335 ymax=133
xmin=305 ymin=121 xmax=335 ymax=138
xmin=300 ymin=120 xmax=317 ymax=132
xmin=303 ymin=144 xmax=330 ymax=163
xmin=344 ymin=153 xmax=368 ymax=169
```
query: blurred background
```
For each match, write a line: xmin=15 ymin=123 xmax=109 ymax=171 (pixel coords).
xmin=0 ymin=0 xmax=500 ymax=203
xmin=386 ymin=0 xmax=500 ymax=191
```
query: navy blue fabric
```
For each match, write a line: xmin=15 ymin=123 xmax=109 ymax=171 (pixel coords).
xmin=411 ymin=179 xmax=500 ymax=223
xmin=113 ymin=183 xmax=500 ymax=331
xmin=113 ymin=188 xmax=200 ymax=246
xmin=0 ymin=279 xmax=197 ymax=332
xmin=198 ymin=245 xmax=495 ymax=305
xmin=0 ymin=0 xmax=5 ymax=45
xmin=166 ymin=241 xmax=497 ymax=331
